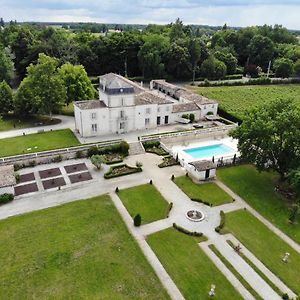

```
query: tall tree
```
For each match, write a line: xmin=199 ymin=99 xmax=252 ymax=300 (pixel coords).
xmin=58 ymin=63 xmax=96 ymax=105
xmin=188 ymin=38 xmax=202 ymax=83
xmin=15 ymin=54 xmax=66 ymax=118
xmin=231 ymin=99 xmax=300 ymax=180
xmin=274 ymin=58 xmax=294 ymax=78
xmin=0 ymin=80 xmax=13 ymax=114
xmin=0 ymin=47 xmax=14 ymax=83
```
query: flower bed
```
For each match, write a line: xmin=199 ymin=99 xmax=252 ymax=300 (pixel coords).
xmin=104 ymin=164 xmax=142 ymax=179
xmin=102 ymin=153 xmax=124 ymax=165
xmin=158 ymin=156 xmax=179 ymax=168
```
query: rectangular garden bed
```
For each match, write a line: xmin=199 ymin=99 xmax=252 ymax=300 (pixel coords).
xmin=42 ymin=177 xmax=66 ymax=190
xmin=14 ymin=183 xmax=38 ymax=196
xmin=158 ymin=156 xmax=179 ymax=168
xmin=64 ymin=163 xmax=88 ymax=174
xmin=39 ymin=168 xmax=62 ymax=179
xmin=19 ymin=172 xmax=35 ymax=183
xmin=69 ymin=172 xmax=92 ymax=184
xmin=104 ymin=164 xmax=142 ymax=179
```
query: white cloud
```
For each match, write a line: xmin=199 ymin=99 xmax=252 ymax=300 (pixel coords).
xmin=1 ymin=1 xmax=300 ymax=29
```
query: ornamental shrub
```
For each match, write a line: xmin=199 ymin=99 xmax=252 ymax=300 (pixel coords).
xmin=134 ymin=214 xmax=142 ymax=226
xmin=0 ymin=193 xmax=14 ymax=204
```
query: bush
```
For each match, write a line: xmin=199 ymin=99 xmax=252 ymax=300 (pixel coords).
xmin=136 ymin=161 xmax=143 ymax=168
xmin=173 ymin=223 xmax=203 ymax=237
xmin=87 ymin=146 xmax=99 ymax=157
xmin=0 ymin=193 xmax=14 ymax=205
xmin=282 ymin=294 xmax=289 ymax=300
xmin=91 ymin=154 xmax=104 ymax=170
xmin=115 ymin=187 xmax=119 ymax=193
xmin=15 ymin=173 xmax=20 ymax=183
xmin=120 ymin=141 xmax=129 ymax=156
xmin=29 ymin=160 xmax=36 ymax=167
xmin=215 ymin=210 xmax=226 ymax=233
xmin=134 ymin=214 xmax=142 ymax=226
xmin=189 ymin=113 xmax=195 ymax=122
xmin=181 ymin=114 xmax=190 ymax=120
xmin=52 ymin=155 xmax=63 ymax=163
xmin=76 ymin=150 xmax=84 ymax=159
xmin=142 ymin=140 xmax=160 ymax=149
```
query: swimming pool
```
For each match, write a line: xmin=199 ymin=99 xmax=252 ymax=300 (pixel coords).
xmin=184 ymin=143 xmax=234 ymax=160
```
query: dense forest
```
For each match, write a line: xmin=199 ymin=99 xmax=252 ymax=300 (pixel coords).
xmin=1 ymin=18 xmax=300 ymax=85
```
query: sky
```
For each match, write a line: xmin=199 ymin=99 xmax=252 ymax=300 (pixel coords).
xmin=1 ymin=0 xmax=300 ymax=30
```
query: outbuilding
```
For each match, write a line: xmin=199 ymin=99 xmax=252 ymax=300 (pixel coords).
xmin=186 ymin=160 xmax=217 ymax=181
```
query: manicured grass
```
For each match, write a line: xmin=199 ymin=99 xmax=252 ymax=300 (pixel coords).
xmin=147 ymin=228 xmax=243 ymax=300
xmin=218 ymin=165 xmax=300 ymax=244
xmin=191 ymin=84 xmax=300 ymax=120
xmin=0 ymin=129 xmax=81 ymax=157
xmin=118 ymin=184 xmax=169 ymax=224
xmin=174 ymin=176 xmax=233 ymax=206
xmin=0 ymin=195 xmax=169 ymax=299
xmin=0 ymin=114 xmax=61 ymax=131
xmin=208 ymin=244 xmax=263 ymax=300
xmin=224 ymin=209 xmax=300 ymax=295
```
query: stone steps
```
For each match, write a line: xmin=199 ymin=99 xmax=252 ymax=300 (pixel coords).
xmin=129 ymin=142 xmax=145 ymax=156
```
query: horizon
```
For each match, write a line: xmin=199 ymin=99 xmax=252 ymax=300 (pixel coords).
xmin=1 ymin=0 xmax=300 ymax=31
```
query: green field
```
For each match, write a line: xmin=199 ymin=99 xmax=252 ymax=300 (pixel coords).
xmin=0 ymin=195 xmax=169 ymax=299
xmin=224 ymin=209 xmax=300 ymax=295
xmin=0 ymin=129 xmax=80 ymax=157
xmin=147 ymin=228 xmax=243 ymax=300
xmin=218 ymin=165 xmax=300 ymax=244
xmin=174 ymin=176 xmax=233 ymax=206
xmin=118 ymin=184 xmax=169 ymax=224
xmin=191 ymin=84 xmax=300 ymax=119
xmin=0 ymin=115 xmax=61 ymax=131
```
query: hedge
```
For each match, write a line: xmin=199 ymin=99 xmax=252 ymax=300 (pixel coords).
xmin=158 ymin=156 xmax=179 ymax=168
xmin=215 ymin=210 xmax=226 ymax=233
xmin=173 ymin=223 xmax=203 ymax=237
xmin=87 ymin=141 xmax=129 ymax=157
xmin=104 ymin=164 xmax=142 ymax=179
xmin=165 ymin=202 xmax=173 ymax=218
xmin=142 ymin=140 xmax=160 ymax=149
xmin=190 ymin=198 xmax=212 ymax=207
xmin=0 ymin=193 xmax=14 ymax=205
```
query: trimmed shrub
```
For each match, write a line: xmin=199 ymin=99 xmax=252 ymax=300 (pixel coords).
xmin=29 ymin=160 xmax=37 ymax=167
xmin=76 ymin=150 xmax=84 ymax=159
xmin=142 ymin=140 xmax=160 ymax=149
xmin=215 ymin=210 xmax=226 ymax=233
xmin=0 ymin=193 xmax=14 ymax=205
xmin=52 ymin=155 xmax=62 ymax=163
xmin=173 ymin=223 xmax=203 ymax=237
xmin=189 ymin=113 xmax=195 ymax=123
xmin=136 ymin=161 xmax=143 ymax=168
xmin=165 ymin=202 xmax=173 ymax=218
xmin=115 ymin=187 xmax=119 ymax=193
xmin=120 ymin=141 xmax=130 ymax=156
xmin=88 ymin=146 xmax=99 ymax=157
xmin=134 ymin=214 xmax=142 ymax=226
xmin=149 ymin=179 xmax=153 ymax=185
xmin=15 ymin=173 xmax=20 ymax=183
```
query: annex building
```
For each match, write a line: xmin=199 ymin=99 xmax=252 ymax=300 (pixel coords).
xmin=74 ymin=73 xmax=218 ymax=137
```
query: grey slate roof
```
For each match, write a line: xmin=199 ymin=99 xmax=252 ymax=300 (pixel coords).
xmin=172 ymin=102 xmax=200 ymax=113
xmin=189 ymin=160 xmax=216 ymax=172
xmin=135 ymin=92 xmax=173 ymax=106
xmin=0 ymin=165 xmax=16 ymax=187
xmin=74 ymin=100 xmax=107 ymax=110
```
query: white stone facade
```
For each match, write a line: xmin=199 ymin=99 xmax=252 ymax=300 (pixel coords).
xmin=74 ymin=74 xmax=218 ymax=138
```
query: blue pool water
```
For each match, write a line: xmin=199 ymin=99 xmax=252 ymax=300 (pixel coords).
xmin=184 ymin=143 xmax=234 ymax=160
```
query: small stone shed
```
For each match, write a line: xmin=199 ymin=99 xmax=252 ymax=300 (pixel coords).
xmin=0 ymin=165 xmax=16 ymax=195
xmin=186 ymin=160 xmax=217 ymax=181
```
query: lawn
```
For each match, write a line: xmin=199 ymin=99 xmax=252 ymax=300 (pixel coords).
xmin=174 ymin=176 xmax=233 ymax=206
xmin=0 ymin=195 xmax=169 ymax=299
xmin=218 ymin=165 xmax=300 ymax=244
xmin=118 ymin=184 xmax=169 ymax=224
xmin=190 ymin=84 xmax=300 ymax=120
xmin=0 ymin=114 xmax=61 ymax=131
xmin=0 ymin=129 xmax=81 ymax=157
xmin=224 ymin=209 xmax=300 ymax=295
xmin=147 ymin=228 xmax=243 ymax=300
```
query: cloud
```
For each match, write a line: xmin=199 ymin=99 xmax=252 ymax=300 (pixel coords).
xmin=1 ymin=0 xmax=300 ymax=29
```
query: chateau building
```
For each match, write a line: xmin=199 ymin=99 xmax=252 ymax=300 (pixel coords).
xmin=74 ymin=73 xmax=218 ymax=137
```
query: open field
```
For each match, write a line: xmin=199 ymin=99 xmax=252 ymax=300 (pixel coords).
xmin=0 ymin=195 xmax=169 ymax=299
xmin=147 ymin=228 xmax=243 ymax=300
xmin=174 ymin=176 xmax=233 ymax=206
xmin=118 ymin=184 xmax=169 ymax=224
xmin=224 ymin=209 xmax=300 ymax=295
xmin=0 ymin=129 xmax=80 ymax=157
xmin=0 ymin=114 xmax=61 ymax=131
xmin=218 ymin=165 xmax=300 ymax=244
xmin=191 ymin=84 xmax=300 ymax=120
